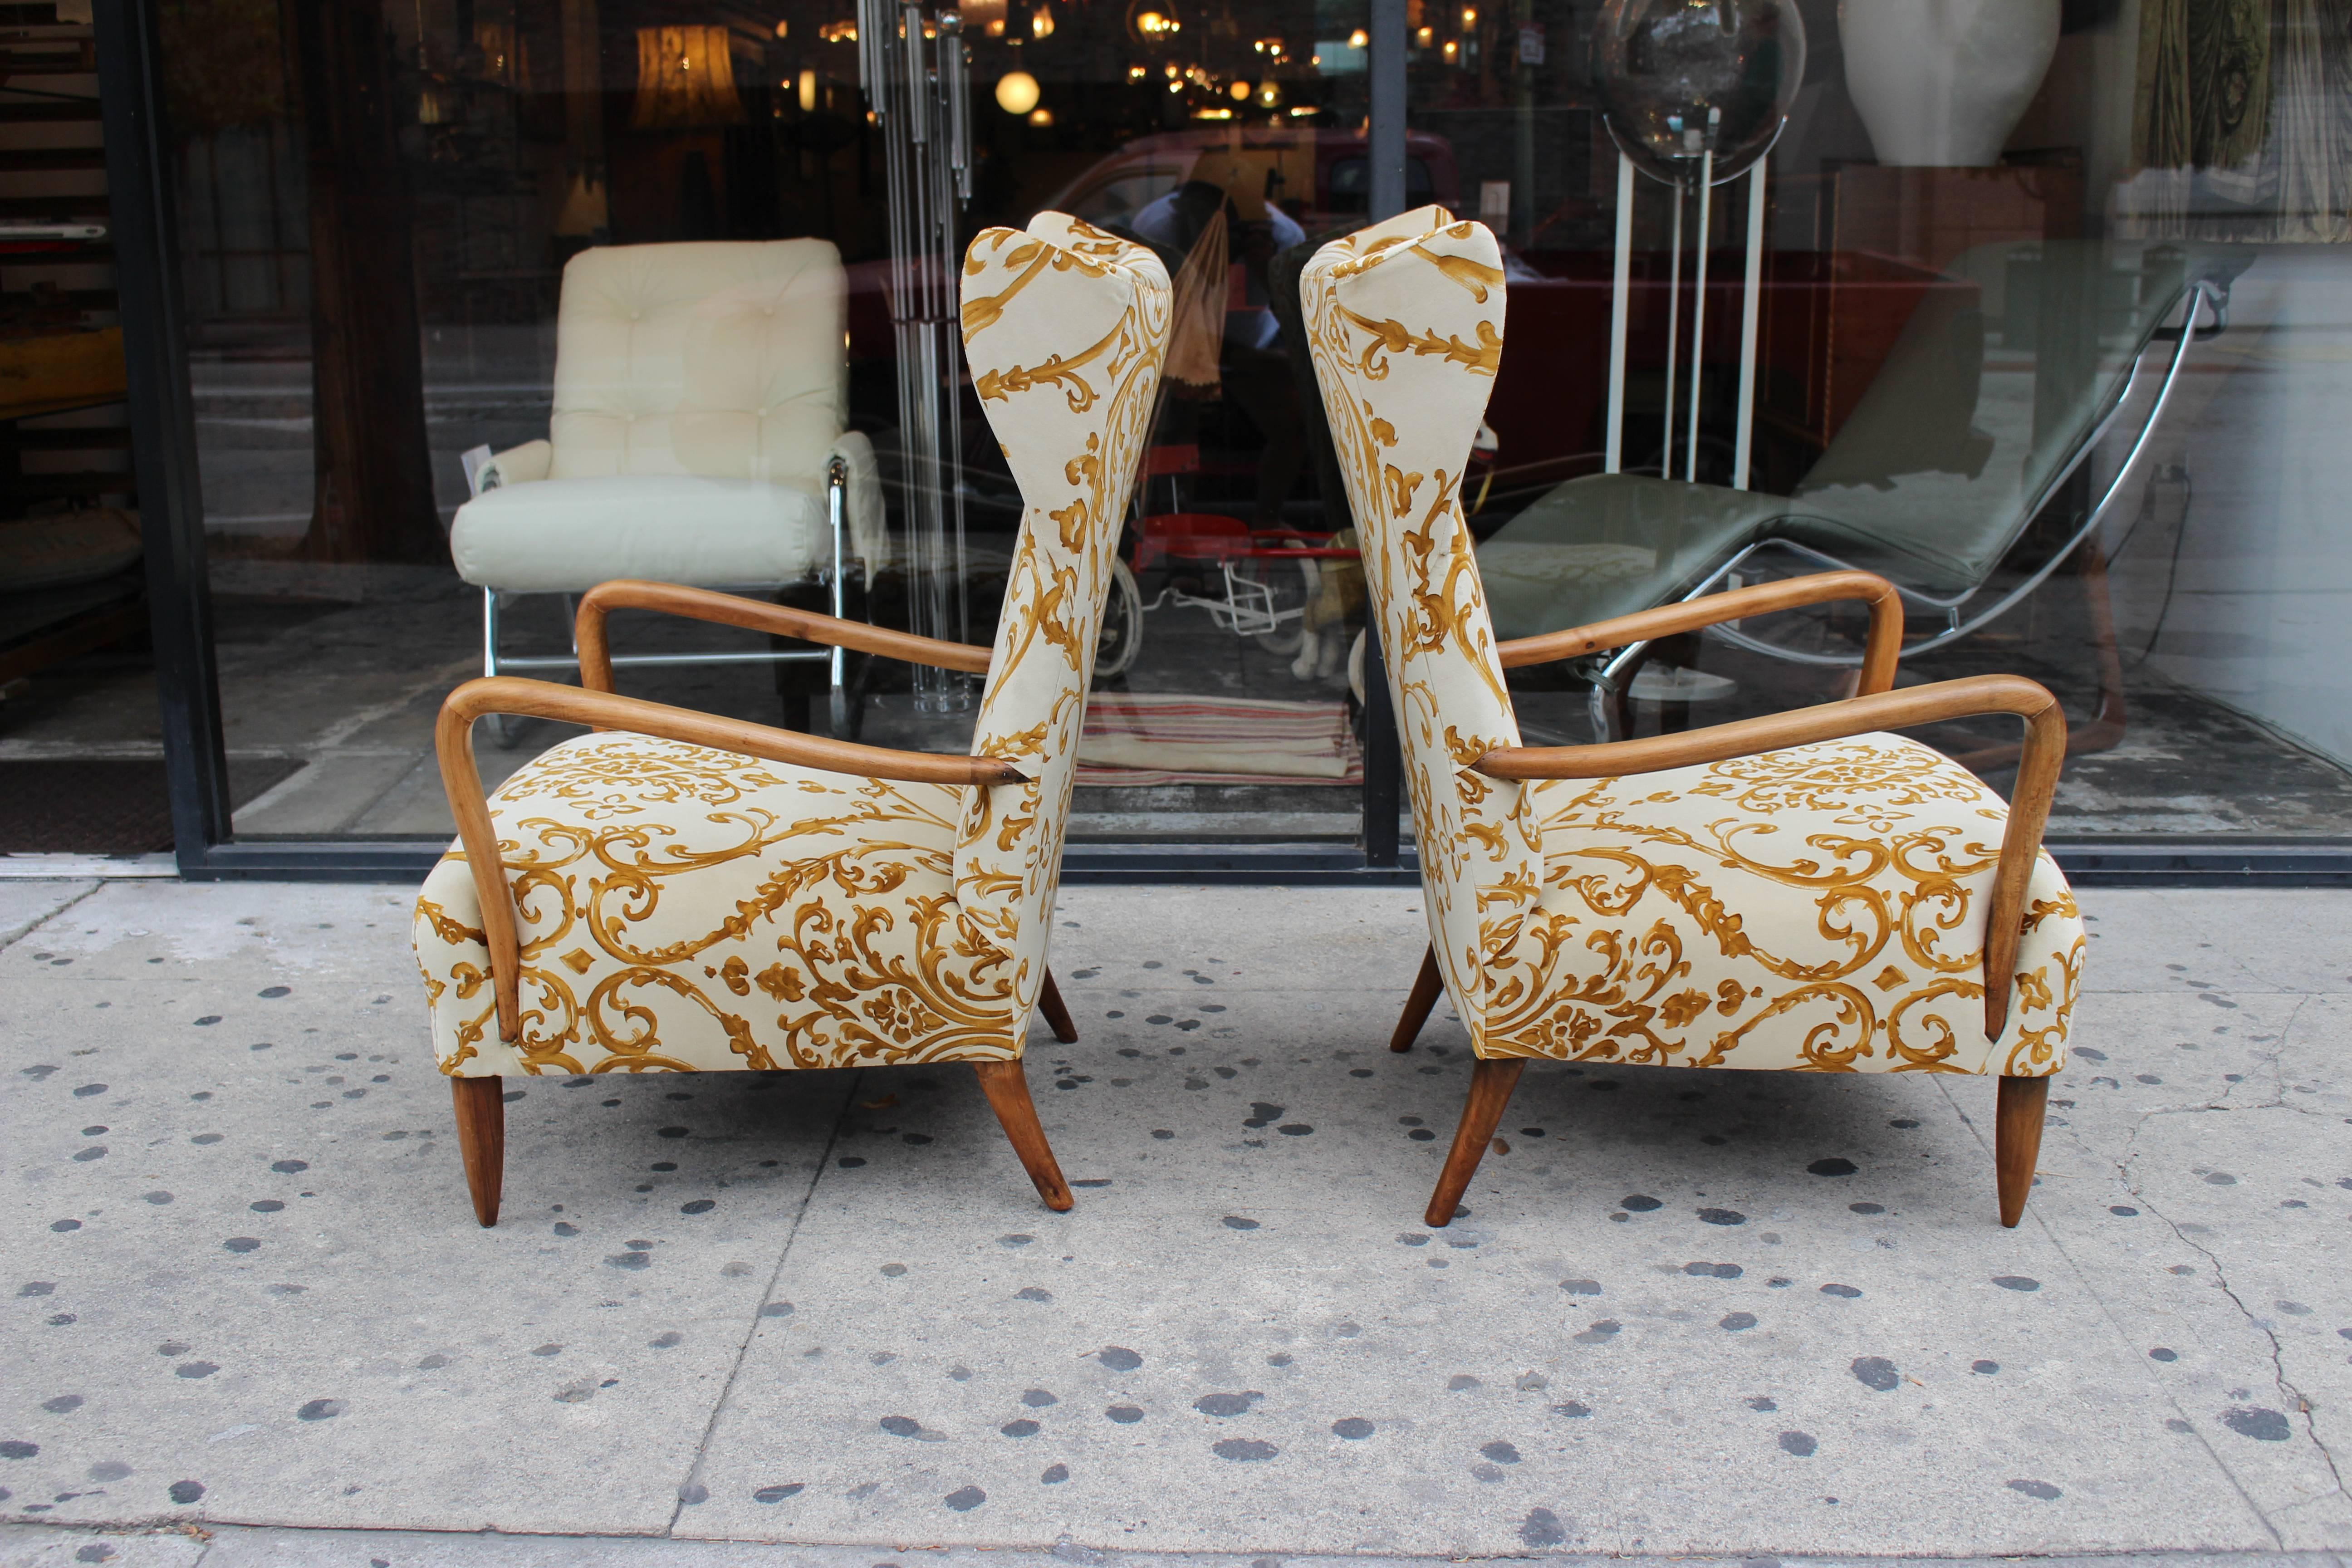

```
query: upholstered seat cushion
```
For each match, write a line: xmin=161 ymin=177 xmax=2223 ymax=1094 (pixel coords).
xmin=412 ymin=730 xmax=1024 ymax=1076
xmin=448 ymin=474 xmax=831 ymax=593
xmin=1476 ymin=731 xmax=2082 ymax=1076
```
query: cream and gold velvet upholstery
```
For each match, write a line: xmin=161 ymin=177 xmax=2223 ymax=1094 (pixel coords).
xmin=413 ymin=216 xmax=1169 ymax=1083
xmin=1299 ymin=208 xmax=2084 ymax=1081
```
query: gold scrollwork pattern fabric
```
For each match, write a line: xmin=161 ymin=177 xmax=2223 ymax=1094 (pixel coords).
xmin=413 ymin=215 xmax=1169 ymax=1077
xmin=1512 ymin=738 xmax=2082 ymax=1075
xmin=1301 ymin=209 xmax=2082 ymax=1076
xmin=954 ymin=213 xmax=1171 ymax=1013
xmin=1302 ymin=209 xmax=1540 ymax=1043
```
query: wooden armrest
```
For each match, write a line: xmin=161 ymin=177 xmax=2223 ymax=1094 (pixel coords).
xmin=436 ymin=676 xmax=1026 ymax=1044
xmin=1496 ymin=569 xmax=1905 ymax=696
xmin=1474 ymin=672 xmax=2064 ymax=1040
xmin=574 ymin=578 xmax=993 ymax=693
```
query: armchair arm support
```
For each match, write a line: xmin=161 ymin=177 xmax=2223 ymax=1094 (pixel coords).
xmin=479 ymin=439 xmax=551 ymax=490
xmin=826 ymin=428 xmax=887 ymax=570
xmin=1497 ymin=569 xmax=1905 ymax=696
xmin=1473 ymin=672 xmax=2064 ymax=1041
xmin=574 ymin=578 xmax=993 ymax=693
xmin=436 ymin=675 xmax=1027 ymax=1043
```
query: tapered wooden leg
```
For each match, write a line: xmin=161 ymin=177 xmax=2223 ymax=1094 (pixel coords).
xmin=1392 ymin=944 xmax=1443 ymax=1053
xmin=451 ymin=1075 xmax=505 ymax=1228
xmin=972 ymin=1059 xmax=1074 ymax=1212
xmin=1038 ymin=968 xmax=1079 ymax=1045
xmin=1995 ymin=1074 xmax=2049 ymax=1228
xmin=1425 ymin=1058 xmax=1525 ymax=1227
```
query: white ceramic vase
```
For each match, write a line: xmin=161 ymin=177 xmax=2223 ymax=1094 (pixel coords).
xmin=1839 ymin=0 xmax=2059 ymax=166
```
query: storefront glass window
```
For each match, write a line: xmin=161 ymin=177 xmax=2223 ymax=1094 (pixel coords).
xmin=10 ymin=0 xmax=2347 ymax=862
xmin=1406 ymin=0 xmax=2352 ymax=840
xmin=152 ymin=0 xmax=1375 ymax=846
xmin=0 ymin=4 xmax=152 ymax=857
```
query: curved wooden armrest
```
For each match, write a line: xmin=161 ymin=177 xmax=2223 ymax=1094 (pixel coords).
xmin=574 ymin=578 xmax=994 ymax=692
xmin=1474 ymin=672 xmax=2064 ymax=1041
xmin=1496 ymin=569 xmax=1905 ymax=695
xmin=436 ymin=676 xmax=1026 ymax=1044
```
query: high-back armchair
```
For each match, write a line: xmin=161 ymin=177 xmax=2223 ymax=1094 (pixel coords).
xmin=450 ymin=240 xmax=885 ymax=718
xmin=1301 ymin=209 xmax=2086 ymax=1229
xmin=953 ymin=216 xmax=1176 ymax=964
xmin=413 ymin=215 xmax=1168 ymax=1225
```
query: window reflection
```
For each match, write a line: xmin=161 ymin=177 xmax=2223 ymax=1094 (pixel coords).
xmin=1406 ymin=0 xmax=2352 ymax=840
xmin=154 ymin=0 xmax=1381 ymax=842
xmin=10 ymin=0 xmax=2344 ymax=855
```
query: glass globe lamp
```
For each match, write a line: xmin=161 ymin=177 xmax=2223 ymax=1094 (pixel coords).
xmin=1592 ymin=0 xmax=1806 ymax=185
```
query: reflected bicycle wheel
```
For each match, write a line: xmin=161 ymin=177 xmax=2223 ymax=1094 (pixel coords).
xmin=1094 ymin=556 xmax=1144 ymax=678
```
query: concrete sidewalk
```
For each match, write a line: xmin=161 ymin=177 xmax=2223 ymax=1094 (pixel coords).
xmin=0 ymin=1538 xmax=2347 ymax=1568
xmin=3 ymin=879 xmax=2349 ymax=1564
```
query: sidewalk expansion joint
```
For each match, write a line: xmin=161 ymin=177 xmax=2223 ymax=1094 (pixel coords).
xmin=2121 ymin=996 xmax=2346 ymax=1517
xmin=662 ymin=1067 xmax=862 ymax=1535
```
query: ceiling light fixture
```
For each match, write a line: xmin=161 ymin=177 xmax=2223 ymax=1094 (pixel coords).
xmin=995 ymin=69 xmax=1041 ymax=114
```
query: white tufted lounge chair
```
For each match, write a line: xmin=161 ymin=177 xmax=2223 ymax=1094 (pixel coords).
xmin=450 ymin=240 xmax=884 ymax=725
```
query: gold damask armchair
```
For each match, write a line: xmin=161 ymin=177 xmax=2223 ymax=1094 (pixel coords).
xmin=412 ymin=214 xmax=1169 ymax=1225
xmin=1300 ymin=210 xmax=2084 ymax=1229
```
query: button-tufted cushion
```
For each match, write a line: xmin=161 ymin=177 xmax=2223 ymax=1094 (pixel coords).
xmin=545 ymin=240 xmax=846 ymax=483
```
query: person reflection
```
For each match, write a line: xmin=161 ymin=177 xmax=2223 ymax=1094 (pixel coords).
xmin=1131 ymin=175 xmax=1307 ymax=531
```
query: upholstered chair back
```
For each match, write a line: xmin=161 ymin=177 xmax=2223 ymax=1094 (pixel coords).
xmin=1301 ymin=209 xmax=1535 ymax=1036
xmin=951 ymin=215 xmax=1171 ymax=1015
xmin=547 ymin=240 xmax=848 ymax=487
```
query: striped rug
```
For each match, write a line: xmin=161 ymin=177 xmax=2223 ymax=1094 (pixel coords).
xmin=1076 ymin=692 xmax=1363 ymax=786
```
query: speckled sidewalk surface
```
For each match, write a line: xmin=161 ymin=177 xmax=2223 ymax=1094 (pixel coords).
xmin=2 ymin=878 xmax=2348 ymax=1568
